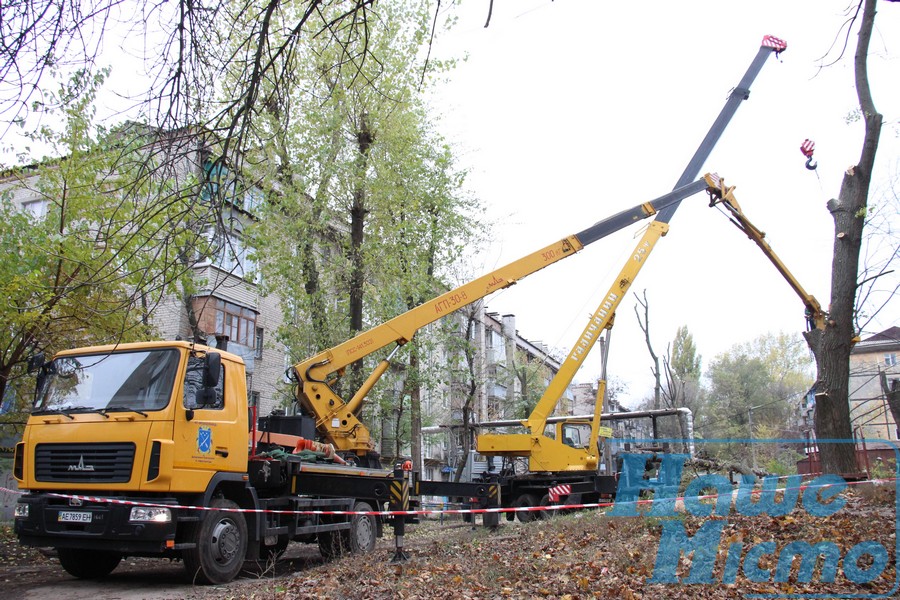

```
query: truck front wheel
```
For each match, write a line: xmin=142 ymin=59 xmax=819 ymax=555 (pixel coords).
xmin=57 ymin=548 xmax=122 ymax=579
xmin=183 ymin=498 xmax=248 ymax=584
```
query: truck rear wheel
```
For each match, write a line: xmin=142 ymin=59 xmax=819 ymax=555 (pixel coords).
xmin=183 ymin=498 xmax=248 ymax=584
xmin=347 ymin=501 xmax=377 ymax=553
xmin=57 ymin=548 xmax=122 ymax=579
xmin=512 ymin=494 xmax=539 ymax=523
xmin=538 ymin=494 xmax=555 ymax=519
xmin=317 ymin=500 xmax=377 ymax=559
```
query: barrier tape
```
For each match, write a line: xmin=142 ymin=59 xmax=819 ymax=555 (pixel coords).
xmin=2 ymin=476 xmax=894 ymax=518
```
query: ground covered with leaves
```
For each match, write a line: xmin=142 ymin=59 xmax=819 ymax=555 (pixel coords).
xmin=2 ymin=483 xmax=896 ymax=598
xmin=194 ymin=483 xmax=898 ymax=599
xmin=0 ymin=523 xmax=53 ymax=569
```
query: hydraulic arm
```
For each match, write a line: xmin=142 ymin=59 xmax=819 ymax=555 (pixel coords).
xmin=706 ymin=174 xmax=827 ymax=331
xmin=291 ymin=178 xmax=713 ymax=461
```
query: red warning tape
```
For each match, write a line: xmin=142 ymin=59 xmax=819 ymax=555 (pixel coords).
xmin=1 ymin=476 xmax=894 ymax=518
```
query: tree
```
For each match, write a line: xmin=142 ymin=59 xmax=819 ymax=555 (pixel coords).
xmin=634 ymin=290 xmax=663 ymax=411
xmin=702 ymin=332 xmax=813 ymax=468
xmin=0 ymin=69 xmax=215 ymax=429
xmin=0 ymin=1 xmax=456 ymax=184
xmin=449 ymin=303 xmax=482 ymax=483
xmin=240 ymin=1 xmax=479 ymax=465
xmin=634 ymin=290 xmax=703 ymax=445
xmin=804 ymin=0 xmax=886 ymax=475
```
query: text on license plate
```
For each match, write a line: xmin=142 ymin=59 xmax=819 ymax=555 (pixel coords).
xmin=58 ymin=511 xmax=92 ymax=523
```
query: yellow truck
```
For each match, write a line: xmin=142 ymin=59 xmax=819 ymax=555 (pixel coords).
xmin=13 ymin=341 xmax=428 ymax=583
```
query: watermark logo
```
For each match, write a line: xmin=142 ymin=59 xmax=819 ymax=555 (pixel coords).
xmin=608 ymin=439 xmax=899 ymax=597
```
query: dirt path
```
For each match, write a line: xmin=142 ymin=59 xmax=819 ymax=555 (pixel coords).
xmin=0 ymin=542 xmax=327 ymax=600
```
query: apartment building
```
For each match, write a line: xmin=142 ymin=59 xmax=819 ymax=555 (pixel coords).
xmin=848 ymin=326 xmax=900 ymax=444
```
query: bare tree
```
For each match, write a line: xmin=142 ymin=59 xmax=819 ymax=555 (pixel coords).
xmin=804 ymin=0 xmax=886 ymax=475
xmin=634 ymin=290 xmax=662 ymax=411
xmin=1 ymin=1 xmax=397 ymax=169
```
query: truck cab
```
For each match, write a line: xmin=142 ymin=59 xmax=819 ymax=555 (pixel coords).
xmin=15 ymin=341 xmax=248 ymax=495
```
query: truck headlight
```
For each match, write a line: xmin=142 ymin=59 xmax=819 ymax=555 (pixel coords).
xmin=129 ymin=506 xmax=172 ymax=523
xmin=14 ymin=503 xmax=28 ymax=518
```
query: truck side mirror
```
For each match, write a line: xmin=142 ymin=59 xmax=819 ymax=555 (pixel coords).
xmin=204 ymin=352 xmax=221 ymax=388
xmin=27 ymin=353 xmax=45 ymax=373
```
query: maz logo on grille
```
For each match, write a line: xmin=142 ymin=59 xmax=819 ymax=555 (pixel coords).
xmin=67 ymin=456 xmax=95 ymax=472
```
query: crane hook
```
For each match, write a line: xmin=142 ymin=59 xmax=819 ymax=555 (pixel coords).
xmin=800 ymin=139 xmax=817 ymax=171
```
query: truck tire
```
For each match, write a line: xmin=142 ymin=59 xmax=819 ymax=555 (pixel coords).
xmin=57 ymin=548 xmax=122 ymax=579
xmin=512 ymin=494 xmax=539 ymax=523
xmin=183 ymin=498 xmax=248 ymax=584
xmin=538 ymin=494 xmax=555 ymax=519
xmin=347 ymin=501 xmax=377 ymax=553
xmin=317 ymin=530 xmax=344 ymax=560
xmin=317 ymin=500 xmax=377 ymax=559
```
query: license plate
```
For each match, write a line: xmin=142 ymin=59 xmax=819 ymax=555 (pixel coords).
xmin=58 ymin=511 xmax=92 ymax=523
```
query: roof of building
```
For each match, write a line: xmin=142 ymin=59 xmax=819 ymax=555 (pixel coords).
xmin=862 ymin=326 xmax=900 ymax=344
xmin=852 ymin=326 xmax=900 ymax=354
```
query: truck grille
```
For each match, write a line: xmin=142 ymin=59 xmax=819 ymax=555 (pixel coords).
xmin=34 ymin=443 xmax=136 ymax=483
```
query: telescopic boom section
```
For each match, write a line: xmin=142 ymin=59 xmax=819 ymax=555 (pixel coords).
xmin=706 ymin=175 xmax=827 ymax=331
xmin=291 ymin=178 xmax=714 ymax=458
xmin=490 ymin=35 xmax=788 ymax=455
xmin=518 ymin=174 xmax=723 ymax=440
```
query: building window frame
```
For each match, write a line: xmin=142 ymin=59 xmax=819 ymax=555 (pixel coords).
xmin=193 ymin=296 xmax=258 ymax=348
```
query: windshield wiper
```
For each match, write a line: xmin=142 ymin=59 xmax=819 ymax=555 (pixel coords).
xmin=99 ymin=405 xmax=149 ymax=418
xmin=32 ymin=406 xmax=92 ymax=419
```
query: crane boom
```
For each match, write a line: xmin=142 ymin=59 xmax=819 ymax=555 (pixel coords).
xmin=478 ymin=35 xmax=787 ymax=470
xmin=291 ymin=178 xmax=712 ymax=462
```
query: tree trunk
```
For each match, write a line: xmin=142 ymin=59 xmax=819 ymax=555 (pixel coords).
xmin=409 ymin=344 xmax=422 ymax=474
xmin=347 ymin=112 xmax=373 ymax=392
xmin=804 ymin=0 xmax=883 ymax=476
xmin=454 ymin=309 xmax=479 ymax=483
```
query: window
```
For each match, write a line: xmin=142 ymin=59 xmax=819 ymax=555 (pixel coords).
xmin=202 ymin=159 xmax=262 ymax=214
xmin=36 ymin=350 xmax=180 ymax=412
xmin=22 ymin=199 xmax=48 ymax=219
xmin=885 ymin=353 xmax=898 ymax=367
xmin=193 ymin=297 xmax=258 ymax=348
xmin=212 ymin=230 xmax=256 ymax=279
xmin=255 ymin=327 xmax=264 ymax=359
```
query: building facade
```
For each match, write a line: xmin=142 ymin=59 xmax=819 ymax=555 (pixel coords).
xmin=849 ymin=326 xmax=900 ymax=444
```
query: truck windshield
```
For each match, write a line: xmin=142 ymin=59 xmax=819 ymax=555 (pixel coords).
xmin=34 ymin=349 xmax=181 ymax=413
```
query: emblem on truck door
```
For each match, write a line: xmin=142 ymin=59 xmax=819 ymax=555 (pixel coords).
xmin=197 ymin=426 xmax=212 ymax=454
xmin=67 ymin=455 xmax=95 ymax=472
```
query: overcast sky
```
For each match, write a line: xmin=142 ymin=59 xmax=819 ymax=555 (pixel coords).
xmin=428 ymin=0 xmax=900 ymax=407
